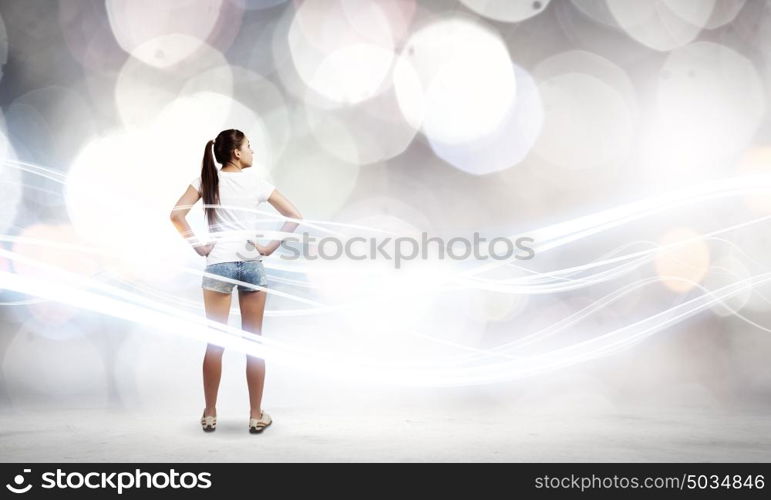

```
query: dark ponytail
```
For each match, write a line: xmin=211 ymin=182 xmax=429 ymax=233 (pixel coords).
xmin=200 ymin=129 xmax=246 ymax=231
xmin=201 ymin=140 xmax=220 ymax=230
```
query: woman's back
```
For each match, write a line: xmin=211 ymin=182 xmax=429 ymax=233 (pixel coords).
xmin=190 ymin=168 xmax=275 ymax=265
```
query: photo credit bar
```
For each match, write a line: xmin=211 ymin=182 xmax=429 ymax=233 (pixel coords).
xmin=1 ymin=463 xmax=769 ymax=499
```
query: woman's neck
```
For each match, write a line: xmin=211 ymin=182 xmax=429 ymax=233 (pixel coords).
xmin=221 ymin=163 xmax=249 ymax=173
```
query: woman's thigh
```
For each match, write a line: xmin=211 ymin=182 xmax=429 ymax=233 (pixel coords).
xmin=238 ymin=288 xmax=266 ymax=335
xmin=203 ymin=288 xmax=231 ymax=352
xmin=203 ymin=288 xmax=232 ymax=323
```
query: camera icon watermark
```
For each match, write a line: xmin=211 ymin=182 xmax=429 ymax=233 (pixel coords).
xmin=6 ymin=469 xmax=32 ymax=494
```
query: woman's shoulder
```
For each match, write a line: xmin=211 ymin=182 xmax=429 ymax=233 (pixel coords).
xmin=247 ymin=167 xmax=274 ymax=184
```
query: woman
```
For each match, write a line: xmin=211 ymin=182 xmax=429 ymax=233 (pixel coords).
xmin=170 ymin=129 xmax=302 ymax=434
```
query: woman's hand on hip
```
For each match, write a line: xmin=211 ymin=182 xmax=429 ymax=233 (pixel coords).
xmin=194 ymin=241 xmax=216 ymax=257
xmin=246 ymin=240 xmax=271 ymax=257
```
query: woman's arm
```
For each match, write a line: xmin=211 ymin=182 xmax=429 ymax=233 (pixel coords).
xmin=170 ymin=185 xmax=215 ymax=256
xmin=257 ymin=189 xmax=303 ymax=256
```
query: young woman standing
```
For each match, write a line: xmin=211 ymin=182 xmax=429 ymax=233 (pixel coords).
xmin=170 ymin=129 xmax=302 ymax=434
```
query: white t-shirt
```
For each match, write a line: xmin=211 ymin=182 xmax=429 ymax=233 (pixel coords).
xmin=190 ymin=168 xmax=276 ymax=266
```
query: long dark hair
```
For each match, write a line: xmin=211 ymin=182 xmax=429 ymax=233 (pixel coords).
xmin=200 ymin=129 xmax=246 ymax=230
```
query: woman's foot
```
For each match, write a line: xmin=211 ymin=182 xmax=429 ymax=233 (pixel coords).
xmin=201 ymin=408 xmax=217 ymax=432
xmin=248 ymin=410 xmax=272 ymax=433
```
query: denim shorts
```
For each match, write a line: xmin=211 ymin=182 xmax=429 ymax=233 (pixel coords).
xmin=201 ymin=260 xmax=268 ymax=293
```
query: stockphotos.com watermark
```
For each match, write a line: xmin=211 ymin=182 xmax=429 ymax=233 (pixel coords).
xmin=237 ymin=231 xmax=536 ymax=268
xmin=4 ymin=467 xmax=211 ymax=495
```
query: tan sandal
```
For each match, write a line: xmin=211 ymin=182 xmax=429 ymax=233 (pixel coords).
xmin=201 ymin=410 xmax=216 ymax=432
xmin=248 ymin=410 xmax=272 ymax=433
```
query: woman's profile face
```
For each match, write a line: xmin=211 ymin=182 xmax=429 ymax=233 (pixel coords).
xmin=236 ymin=137 xmax=253 ymax=166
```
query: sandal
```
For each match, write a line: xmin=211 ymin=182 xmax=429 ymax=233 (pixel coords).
xmin=201 ymin=410 xmax=216 ymax=432
xmin=248 ymin=410 xmax=272 ymax=433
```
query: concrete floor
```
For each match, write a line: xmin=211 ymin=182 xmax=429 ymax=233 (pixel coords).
xmin=1 ymin=403 xmax=769 ymax=462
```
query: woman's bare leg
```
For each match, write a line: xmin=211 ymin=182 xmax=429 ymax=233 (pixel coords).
xmin=202 ymin=288 xmax=232 ymax=417
xmin=238 ymin=288 xmax=267 ymax=419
